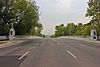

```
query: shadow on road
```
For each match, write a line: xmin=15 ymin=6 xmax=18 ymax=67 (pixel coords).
xmin=0 ymin=55 xmax=26 ymax=67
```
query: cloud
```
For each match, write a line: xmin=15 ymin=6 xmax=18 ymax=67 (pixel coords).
xmin=35 ymin=0 xmax=91 ymax=35
xmin=56 ymin=0 xmax=72 ymax=9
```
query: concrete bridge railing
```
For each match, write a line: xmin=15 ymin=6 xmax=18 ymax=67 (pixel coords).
xmin=14 ymin=35 xmax=42 ymax=40
xmin=0 ymin=36 xmax=9 ymax=41
xmin=57 ymin=36 xmax=100 ymax=41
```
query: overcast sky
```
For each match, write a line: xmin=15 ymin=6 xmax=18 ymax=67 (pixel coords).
xmin=35 ymin=0 xmax=91 ymax=35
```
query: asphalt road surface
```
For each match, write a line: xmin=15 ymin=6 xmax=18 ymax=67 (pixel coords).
xmin=0 ymin=38 xmax=100 ymax=67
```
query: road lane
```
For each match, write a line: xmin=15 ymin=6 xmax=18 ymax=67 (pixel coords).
xmin=19 ymin=39 xmax=77 ymax=67
xmin=55 ymin=38 xmax=100 ymax=67
xmin=0 ymin=38 xmax=100 ymax=67
xmin=0 ymin=39 xmax=43 ymax=55
xmin=0 ymin=39 xmax=44 ymax=67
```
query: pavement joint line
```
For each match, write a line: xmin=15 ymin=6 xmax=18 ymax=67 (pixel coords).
xmin=67 ymin=50 xmax=77 ymax=59
xmin=19 ymin=51 xmax=29 ymax=60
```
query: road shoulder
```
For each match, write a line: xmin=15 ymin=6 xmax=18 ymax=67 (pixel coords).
xmin=0 ymin=40 xmax=27 ymax=48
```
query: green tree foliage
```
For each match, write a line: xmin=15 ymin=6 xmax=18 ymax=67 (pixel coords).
xmin=66 ymin=23 xmax=76 ymax=36
xmin=0 ymin=0 xmax=43 ymax=36
xmin=86 ymin=0 xmax=100 ymax=38
xmin=55 ymin=24 xmax=64 ymax=37
xmin=30 ymin=23 xmax=43 ymax=36
xmin=0 ymin=0 xmax=15 ymax=35
xmin=53 ymin=0 xmax=100 ymax=38
xmin=50 ymin=35 xmax=56 ymax=38
xmin=55 ymin=23 xmax=77 ymax=37
xmin=74 ymin=23 xmax=83 ymax=36
xmin=54 ymin=23 xmax=96 ymax=37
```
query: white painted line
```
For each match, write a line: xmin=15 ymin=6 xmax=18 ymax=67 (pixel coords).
xmin=59 ymin=44 xmax=77 ymax=59
xmin=67 ymin=50 xmax=77 ymax=59
xmin=19 ymin=51 xmax=29 ymax=60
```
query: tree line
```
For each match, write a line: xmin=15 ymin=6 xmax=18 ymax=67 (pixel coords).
xmin=86 ymin=0 xmax=100 ymax=39
xmin=0 ymin=0 xmax=43 ymax=36
xmin=51 ymin=23 xmax=98 ymax=38
xmin=51 ymin=0 xmax=100 ymax=39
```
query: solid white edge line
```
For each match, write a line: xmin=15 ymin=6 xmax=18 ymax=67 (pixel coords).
xmin=19 ymin=51 xmax=29 ymax=60
xmin=67 ymin=50 xmax=77 ymax=59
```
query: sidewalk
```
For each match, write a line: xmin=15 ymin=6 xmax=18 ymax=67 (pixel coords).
xmin=67 ymin=37 xmax=100 ymax=44
xmin=0 ymin=40 xmax=26 ymax=48
xmin=85 ymin=40 xmax=100 ymax=44
xmin=58 ymin=36 xmax=100 ymax=44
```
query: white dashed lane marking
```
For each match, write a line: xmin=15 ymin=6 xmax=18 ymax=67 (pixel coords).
xmin=57 ymin=42 xmax=77 ymax=59
xmin=19 ymin=51 xmax=29 ymax=60
xmin=67 ymin=50 xmax=77 ymax=59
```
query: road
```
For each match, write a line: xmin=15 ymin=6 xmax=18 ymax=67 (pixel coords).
xmin=0 ymin=38 xmax=100 ymax=67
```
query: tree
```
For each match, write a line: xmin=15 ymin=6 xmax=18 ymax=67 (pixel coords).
xmin=12 ymin=0 xmax=40 ymax=35
xmin=86 ymin=0 xmax=100 ymax=40
xmin=67 ymin=23 xmax=76 ymax=36
xmin=0 ymin=0 xmax=16 ymax=35
xmin=55 ymin=24 xmax=64 ymax=37
xmin=0 ymin=0 xmax=42 ymax=36
xmin=54 ymin=22 xmax=94 ymax=37
xmin=54 ymin=23 xmax=77 ymax=37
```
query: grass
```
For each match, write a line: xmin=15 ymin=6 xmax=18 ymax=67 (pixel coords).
xmin=0 ymin=42 xmax=8 ymax=44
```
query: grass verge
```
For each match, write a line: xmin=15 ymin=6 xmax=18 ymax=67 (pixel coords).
xmin=0 ymin=42 xmax=8 ymax=44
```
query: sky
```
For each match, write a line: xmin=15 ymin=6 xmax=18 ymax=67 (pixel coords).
xmin=35 ymin=0 xmax=91 ymax=35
